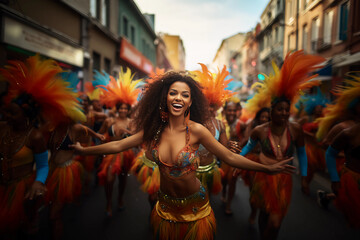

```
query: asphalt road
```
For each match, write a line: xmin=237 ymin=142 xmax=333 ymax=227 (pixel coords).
xmin=35 ymin=172 xmax=359 ymax=240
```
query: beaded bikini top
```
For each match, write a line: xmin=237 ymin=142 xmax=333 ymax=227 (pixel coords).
xmin=152 ymin=125 xmax=199 ymax=178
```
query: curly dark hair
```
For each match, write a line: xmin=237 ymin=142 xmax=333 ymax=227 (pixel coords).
xmin=134 ymin=71 xmax=210 ymax=144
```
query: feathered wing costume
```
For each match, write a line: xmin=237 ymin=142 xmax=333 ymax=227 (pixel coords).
xmin=97 ymin=68 xmax=141 ymax=184
xmin=0 ymin=55 xmax=85 ymax=232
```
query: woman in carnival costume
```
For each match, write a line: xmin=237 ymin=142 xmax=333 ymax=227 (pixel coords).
xmin=97 ymin=68 xmax=141 ymax=216
xmin=239 ymin=50 xmax=325 ymax=239
xmin=46 ymin=71 xmax=104 ymax=239
xmin=0 ymin=55 xmax=54 ymax=237
xmin=238 ymin=89 xmax=271 ymax=224
xmin=315 ymin=74 xmax=360 ymax=208
xmin=219 ymin=97 xmax=245 ymax=215
xmin=295 ymin=88 xmax=330 ymax=195
xmin=191 ymin=63 xmax=235 ymax=196
xmin=77 ymin=71 xmax=109 ymax=190
xmin=71 ymin=71 xmax=294 ymax=240
xmin=319 ymin=74 xmax=360 ymax=227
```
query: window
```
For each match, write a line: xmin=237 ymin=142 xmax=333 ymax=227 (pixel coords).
xmin=93 ymin=52 xmax=101 ymax=72
xmin=123 ymin=16 xmax=128 ymax=38
xmin=104 ymin=58 xmax=111 ymax=74
xmin=338 ymin=1 xmax=349 ymax=41
xmin=131 ymin=26 xmax=135 ymax=45
xmin=323 ymin=10 xmax=333 ymax=44
xmin=101 ymin=0 xmax=109 ymax=27
xmin=90 ymin=0 xmax=100 ymax=19
xmin=302 ymin=24 xmax=308 ymax=52
xmin=288 ymin=0 xmax=293 ymax=20
xmin=311 ymin=17 xmax=320 ymax=53
xmin=275 ymin=27 xmax=279 ymax=43
xmin=304 ymin=0 xmax=310 ymax=10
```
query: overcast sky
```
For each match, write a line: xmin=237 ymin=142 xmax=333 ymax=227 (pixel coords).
xmin=134 ymin=0 xmax=269 ymax=71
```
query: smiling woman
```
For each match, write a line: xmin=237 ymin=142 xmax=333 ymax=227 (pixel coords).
xmin=71 ymin=71 xmax=295 ymax=240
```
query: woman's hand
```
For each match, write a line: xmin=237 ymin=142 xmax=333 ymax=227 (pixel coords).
xmin=25 ymin=181 xmax=47 ymax=200
xmin=95 ymin=133 xmax=106 ymax=142
xmin=228 ymin=141 xmax=241 ymax=153
xmin=266 ymin=157 xmax=295 ymax=174
xmin=70 ymin=142 xmax=85 ymax=154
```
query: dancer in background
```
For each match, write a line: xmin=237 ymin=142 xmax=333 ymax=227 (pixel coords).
xmin=320 ymin=74 xmax=360 ymax=228
xmin=239 ymin=50 xmax=325 ymax=239
xmin=295 ymin=88 xmax=329 ymax=195
xmin=0 ymin=55 xmax=60 ymax=237
xmin=239 ymin=106 xmax=270 ymax=224
xmin=97 ymin=68 xmax=141 ymax=216
xmin=45 ymin=71 xmax=104 ymax=239
xmin=71 ymin=71 xmax=294 ymax=240
xmin=192 ymin=63 xmax=235 ymax=196
xmin=220 ymin=98 xmax=245 ymax=215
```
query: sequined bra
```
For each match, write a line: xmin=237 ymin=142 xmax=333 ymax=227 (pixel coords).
xmin=152 ymin=125 xmax=199 ymax=178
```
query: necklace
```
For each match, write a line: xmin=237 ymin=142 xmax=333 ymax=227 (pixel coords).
xmin=50 ymin=127 xmax=69 ymax=152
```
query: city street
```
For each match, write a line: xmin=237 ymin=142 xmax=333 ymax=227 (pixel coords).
xmin=36 ymin=172 xmax=359 ymax=240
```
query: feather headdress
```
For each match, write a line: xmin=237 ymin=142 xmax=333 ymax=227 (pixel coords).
xmin=100 ymin=67 xmax=142 ymax=108
xmin=295 ymin=87 xmax=330 ymax=115
xmin=316 ymin=73 xmax=360 ymax=140
xmin=250 ymin=50 xmax=325 ymax=112
xmin=192 ymin=63 xmax=235 ymax=107
xmin=82 ymin=70 xmax=111 ymax=101
xmin=0 ymin=55 xmax=86 ymax=126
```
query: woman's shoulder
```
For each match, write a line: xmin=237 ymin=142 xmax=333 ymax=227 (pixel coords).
xmin=189 ymin=121 xmax=207 ymax=132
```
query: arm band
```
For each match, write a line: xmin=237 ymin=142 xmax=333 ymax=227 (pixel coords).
xmin=240 ymin=138 xmax=258 ymax=156
xmin=325 ymin=146 xmax=340 ymax=182
xmin=34 ymin=151 xmax=49 ymax=184
xmin=296 ymin=146 xmax=307 ymax=177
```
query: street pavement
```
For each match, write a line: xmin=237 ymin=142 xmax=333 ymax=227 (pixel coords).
xmin=36 ymin=172 xmax=359 ymax=240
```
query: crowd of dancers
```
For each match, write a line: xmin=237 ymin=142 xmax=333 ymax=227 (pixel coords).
xmin=0 ymin=50 xmax=359 ymax=240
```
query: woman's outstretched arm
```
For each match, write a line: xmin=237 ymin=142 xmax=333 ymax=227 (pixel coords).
xmin=192 ymin=123 xmax=294 ymax=174
xmin=71 ymin=131 xmax=143 ymax=155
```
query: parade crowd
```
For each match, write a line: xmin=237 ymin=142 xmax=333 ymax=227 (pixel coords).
xmin=0 ymin=50 xmax=359 ymax=240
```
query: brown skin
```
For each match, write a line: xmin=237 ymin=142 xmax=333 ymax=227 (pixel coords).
xmin=249 ymin=101 xmax=305 ymax=240
xmin=71 ymin=82 xmax=294 ymax=199
xmin=98 ymin=103 xmax=133 ymax=215
xmin=330 ymin=123 xmax=360 ymax=195
xmin=1 ymin=103 xmax=47 ymax=200
xmin=47 ymin=122 xmax=103 ymax=240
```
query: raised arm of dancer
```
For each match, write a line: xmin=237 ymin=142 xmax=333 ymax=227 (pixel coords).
xmin=192 ymin=123 xmax=294 ymax=174
xmin=71 ymin=131 xmax=143 ymax=156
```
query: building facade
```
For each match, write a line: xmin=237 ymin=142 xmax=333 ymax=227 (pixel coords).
xmin=161 ymin=34 xmax=186 ymax=71
xmin=0 ymin=0 xmax=157 ymax=89
xmin=284 ymin=0 xmax=360 ymax=93
xmin=257 ymin=0 xmax=285 ymax=74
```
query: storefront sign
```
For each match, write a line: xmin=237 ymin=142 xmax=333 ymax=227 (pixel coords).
xmin=120 ymin=38 xmax=153 ymax=74
xmin=3 ymin=17 xmax=84 ymax=67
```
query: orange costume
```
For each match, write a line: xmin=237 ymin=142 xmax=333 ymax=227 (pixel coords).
xmin=150 ymin=126 xmax=216 ymax=240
